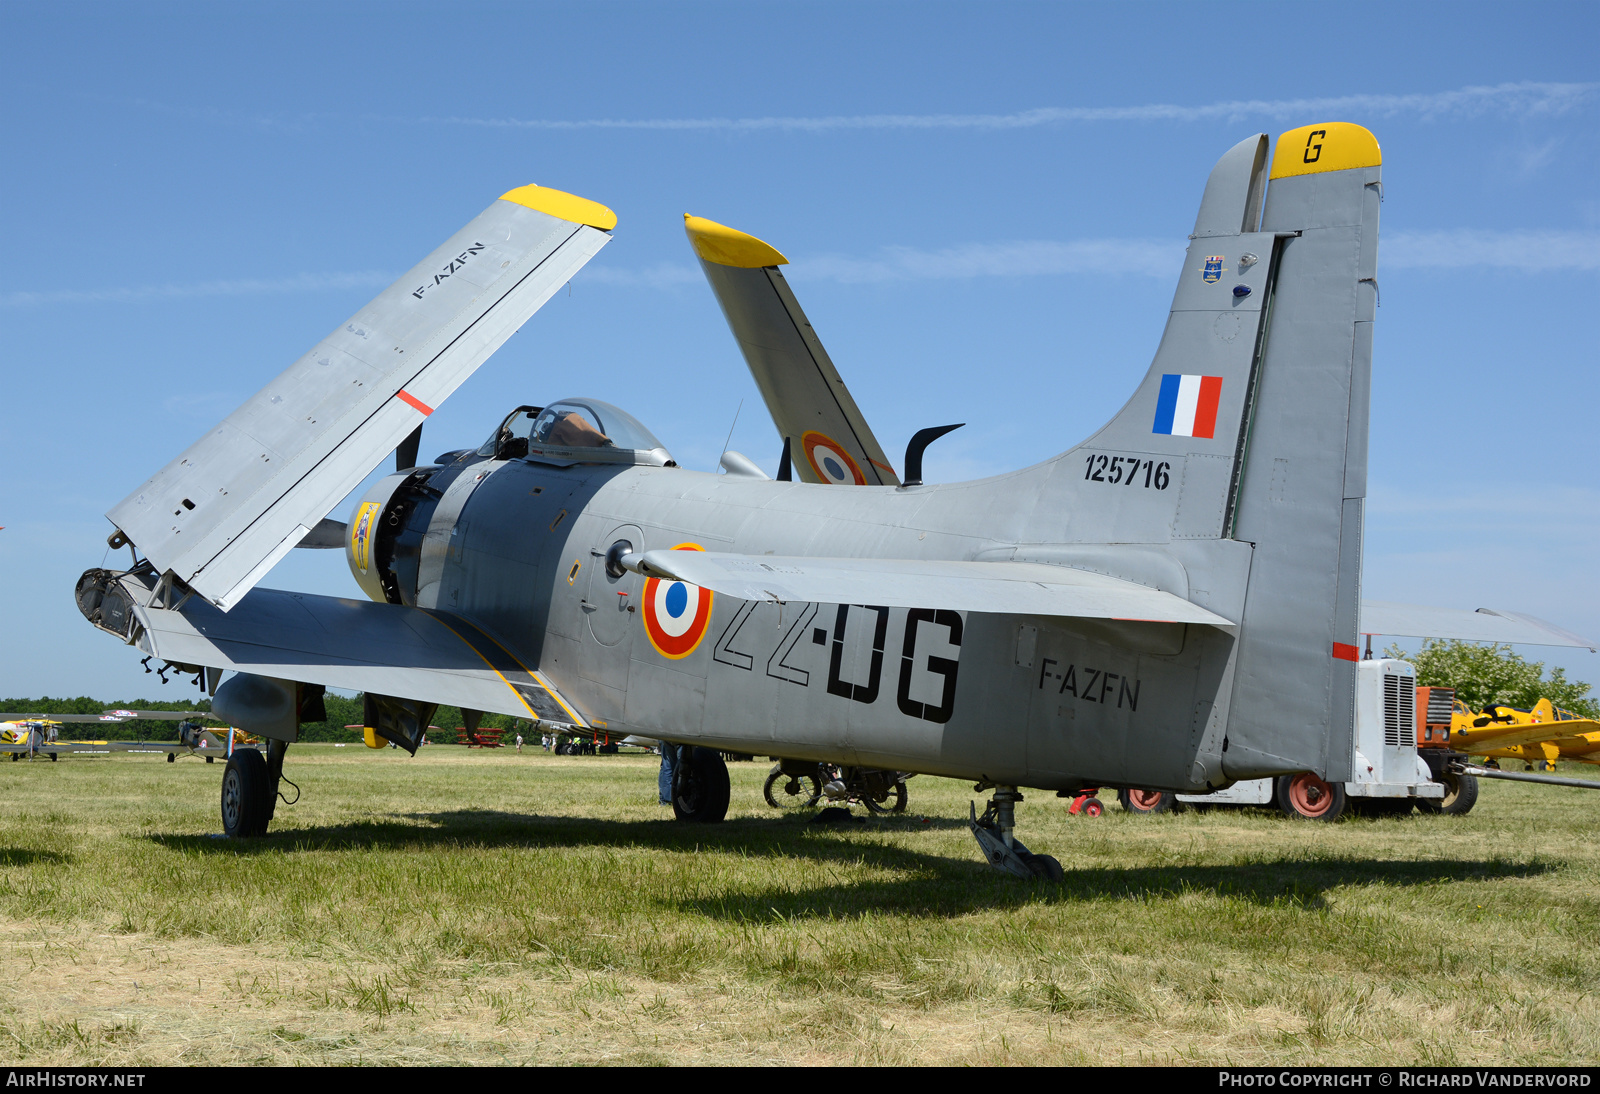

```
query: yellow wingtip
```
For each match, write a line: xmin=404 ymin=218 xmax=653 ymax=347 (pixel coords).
xmin=1270 ymin=123 xmax=1382 ymax=180
xmin=500 ymin=184 xmax=617 ymax=231
xmin=683 ymin=214 xmax=788 ymax=268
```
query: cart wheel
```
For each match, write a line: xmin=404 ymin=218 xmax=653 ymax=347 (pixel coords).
xmin=1276 ymin=773 xmax=1346 ymax=821
xmin=763 ymin=767 xmax=821 ymax=809
xmin=861 ymin=781 xmax=908 ymax=813
xmin=1118 ymin=788 xmax=1175 ymax=814
xmin=1081 ymin=798 xmax=1104 ymax=818
xmin=1417 ymin=771 xmax=1478 ymax=816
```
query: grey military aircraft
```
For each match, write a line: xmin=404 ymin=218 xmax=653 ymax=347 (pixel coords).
xmin=75 ymin=123 xmax=1554 ymax=875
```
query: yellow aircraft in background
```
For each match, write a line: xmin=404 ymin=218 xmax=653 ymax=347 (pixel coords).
xmin=1440 ymin=698 xmax=1600 ymax=771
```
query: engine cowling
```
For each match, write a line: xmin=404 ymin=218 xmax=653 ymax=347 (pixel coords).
xmin=346 ymin=466 xmax=445 ymax=605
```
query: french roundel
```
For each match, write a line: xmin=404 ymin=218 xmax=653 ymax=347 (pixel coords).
xmin=801 ymin=431 xmax=866 ymax=485
xmin=642 ymin=542 xmax=714 ymax=659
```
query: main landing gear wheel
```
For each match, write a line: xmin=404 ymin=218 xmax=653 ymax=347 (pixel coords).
xmin=861 ymin=781 xmax=908 ymax=814
xmin=221 ymin=749 xmax=273 ymax=838
xmin=763 ymin=766 xmax=822 ymax=809
xmin=672 ymin=746 xmax=730 ymax=823
xmin=1118 ymin=788 xmax=1176 ymax=815
xmin=1276 ymin=772 xmax=1346 ymax=821
xmin=1416 ymin=771 xmax=1478 ymax=816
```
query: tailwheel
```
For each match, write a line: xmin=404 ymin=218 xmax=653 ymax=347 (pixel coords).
xmin=969 ymin=787 xmax=1061 ymax=880
xmin=1118 ymin=788 xmax=1176 ymax=815
xmin=221 ymin=749 xmax=273 ymax=838
xmin=1021 ymin=852 xmax=1064 ymax=882
xmin=672 ymin=746 xmax=730 ymax=823
xmin=763 ymin=766 xmax=821 ymax=809
xmin=1276 ymin=772 xmax=1346 ymax=821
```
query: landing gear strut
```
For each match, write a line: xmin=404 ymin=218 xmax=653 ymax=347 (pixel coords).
xmin=969 ymin=786 xmax=1063 ymax=881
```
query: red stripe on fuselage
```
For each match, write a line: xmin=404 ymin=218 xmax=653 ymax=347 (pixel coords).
xmin=1332 ymin=642 xmax=1360 ymax=662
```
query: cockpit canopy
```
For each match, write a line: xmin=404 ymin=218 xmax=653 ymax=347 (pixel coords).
xmin=479 ymin=398 xmax=672 ymax=467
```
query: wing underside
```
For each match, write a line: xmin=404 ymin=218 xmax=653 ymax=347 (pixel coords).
xmin=1359 ymin=601 xmax=1595 ymax=650
xmin=109 ymin=187 xmax=614 ymax=611
xmin=105 ymin=572 xmax=588 ymax=727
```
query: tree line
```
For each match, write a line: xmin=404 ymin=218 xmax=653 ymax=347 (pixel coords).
xmin=0 ymin=693 xmax=534 ymax=743
xmin=8 ymin=641 xmax=1593 ymax=739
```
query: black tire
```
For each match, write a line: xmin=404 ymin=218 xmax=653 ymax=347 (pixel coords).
xmin=1417 ymin=771 xmax=1478 ymax=816
xmin=1350 ymin=797 xmax=1414 ymax=818
xmin=1275 ymin=772 xmax=1347 ymax=821
xmin=672 ymin=747 xmax=730 ymax=823
xmin=221 ymin=749 xmax=273 ymax=838
xmin=1117 ymin=788 xmax=1176 ymax=815
xmin=763 ymin=767 xmax=821 ymax=809
xmin=860 ymin=781 xmax=908 ymax=813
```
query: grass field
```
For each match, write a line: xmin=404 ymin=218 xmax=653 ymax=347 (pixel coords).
xmin=1 ymin=745 xmax=1596 ymax=1066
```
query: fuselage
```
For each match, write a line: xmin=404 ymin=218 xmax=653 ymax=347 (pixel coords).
xmin=357 ymin=445 xmax=1242 ymax=794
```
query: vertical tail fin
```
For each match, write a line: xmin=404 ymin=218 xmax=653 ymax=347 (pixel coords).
xmin=1224 ymin=123 xmax=1382 ymax=780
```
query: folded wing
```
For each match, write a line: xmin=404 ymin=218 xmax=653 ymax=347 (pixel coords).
xmin=110 ymin=185 xmax=616 ymax=611
xmin=686 ymin=215 xmax=898 ymax=486
xmin=630 ymin=551 xmax=1233 ymax=627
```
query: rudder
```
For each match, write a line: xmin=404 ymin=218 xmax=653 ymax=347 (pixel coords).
xmin=1223 ymin=123 xmax=1382 ymax=781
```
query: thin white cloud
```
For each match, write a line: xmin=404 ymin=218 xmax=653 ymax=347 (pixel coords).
xmin=9 ymin=227 xmax=1591 ymax=308
xmin=580 ymin=262 xmax=702 ymax=288
xmin=1383 ymin=229 xmax=1600 ymax=272
xmin=427 ymin=81 xmax=1597 ymax=133
xmin=581 ymin=228 xmax=1600 ymax=288
xmin=0 ymin=270 xmax=394 ymax=308
xmin=798 ymin=239 xmax=1181 ymax=283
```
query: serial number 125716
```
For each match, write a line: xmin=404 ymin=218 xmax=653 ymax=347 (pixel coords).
xmin=1084 ymin=453 xmax=1171 ymax=489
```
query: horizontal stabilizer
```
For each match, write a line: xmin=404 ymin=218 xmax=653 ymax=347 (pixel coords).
xmin=1361 ymin=601 xmax=1596 ymax=651
xmin=110 ymin=186 xmax=615 ymax=611
xmin=104 ymin=572 xmax=589 ymax=727
xmin=629 ymin=551 xmax=1233 ymax=627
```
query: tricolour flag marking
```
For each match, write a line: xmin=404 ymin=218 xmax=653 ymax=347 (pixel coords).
xmin=1152 ymin=374 xmax=1222 ymax=439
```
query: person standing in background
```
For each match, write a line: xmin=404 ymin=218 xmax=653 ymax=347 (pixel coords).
xmin=658 ymin=744 xmax=677 ymax=805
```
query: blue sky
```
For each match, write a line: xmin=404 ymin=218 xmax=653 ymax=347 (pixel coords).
xmin=2 ymin=1 xmax=1596 ymax=702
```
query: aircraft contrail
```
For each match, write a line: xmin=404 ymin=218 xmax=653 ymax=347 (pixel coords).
xmin=0 ymin=270 xmax=393 ymax=308
xmin=425 ymin=81 xmax=1597 ymax=132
